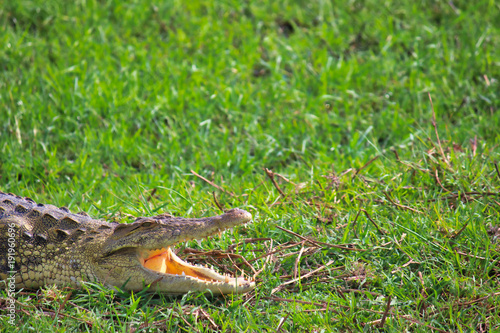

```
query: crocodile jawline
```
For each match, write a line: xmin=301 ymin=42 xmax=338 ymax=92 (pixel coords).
xmin=0 ymin=192 xmax=255 ymax=294
xmin=142 ymin=247 xmax=238 ymax=283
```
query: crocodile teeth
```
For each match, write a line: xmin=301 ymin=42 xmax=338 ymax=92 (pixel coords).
xmin=142 ymin=247 xmax=253 ymax=287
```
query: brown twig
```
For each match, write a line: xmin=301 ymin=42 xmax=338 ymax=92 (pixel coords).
xmin=428 ymin=93 xmax=451 ymax=169
xmin=146 ymin=188 xmax=157 ymax=202
xmin=462 ymin=192 xmax=499 ymax=196
xmin=227 ymin=238 xmax=272 ymax=251
xmin=293 ymin=242 xmax=306 ymax=279
xmin=433 ymin=168 xmax=451 ymax=193
xmin=275 ymin=313 xmax=290 ymax=333
xmin=190 ymin=170 xmax=235 ymax=196
xmin=264 ymin=168 xmax=287 ymax=197
xmin=177 ymin=310 xmax=198 ymax=332
xmin=242 ymin=243 xmax=300 ymax=264
xmin=495 ymin=162 xmax=500 ymax=181
xmin=341 ymin=288 xmax=381 ymax=297
xmin=350 ymin=208 xmax=362 ymax=239
xmin=396 ymin=159 xmax=431 ymax=173
xmin=391 ymin=259 xmax=419 ymax=274
xmin=275 ymin=225 xmax=367 ymax=251
xmin=383 ymin=192 xmax=424 ymax=214
xmin=198 ymin=307 xmax=219 ymax=330
xmin=393 ymin=233 xmax=420 ymax=265
xmin=10 ymin=298 xmax=93 ymax=327
xmin=450 ymin=220 xmax=470 ymax=240
xmin=212 ymin=191 xmax=224 ymax=212
xmin=455 ymin=250 xmax=486 ymax=260
xmin=352 ymin=155 xmax=379 ymax=180
xmin=470 ymin=136 xmax=477 ymax=156
xmin=453 ymin=292 xmax=500 ymax=307
xmin=182 ymin=248 xmax=257 ymax=274
xmin=227 ymin=252 xmax=258 ymax=275
xmin=57 ymin=292 xmax=72 ymax=318
xmin=264 ymin=296 xmax=341 ymax=313
xmin=418 ymin=271 xmax=427 ymax=299
xmin=361 ymin=210 xmax=387 ymax=234
xmin=302 ymin=308 xmax=329 ymax=313
xmin=379 ymin=295 xmax=392 ymax=328
xmin=392 ymin=148 xmax=400 ymax=161
xmin=279 ymin=246 xmax=319 ymax=260
xmin=274 ymin=173 xmax=297 ymax=186
xmin=264 ymin=296 xmax=449 ymax=332
xmin=271 ymin=260 xmax=338 ymax=294
xmin=426 ymin=192 xmax=500 ymax=203
xmin=428 ymin=292 xmax=500 ymax=316
xmin=252 ymin=239 xmax=274 ymax=280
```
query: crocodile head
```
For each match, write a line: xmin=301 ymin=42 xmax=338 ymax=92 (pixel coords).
xmin=94 ymin=209 xmax=254 ymax=295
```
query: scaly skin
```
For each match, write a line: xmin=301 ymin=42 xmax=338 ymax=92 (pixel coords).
xmin=0 ymin=192 xmax=254 ymax=294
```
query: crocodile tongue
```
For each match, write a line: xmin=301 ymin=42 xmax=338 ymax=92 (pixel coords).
xmin=143 ymin=247 xmax=231 ymax=283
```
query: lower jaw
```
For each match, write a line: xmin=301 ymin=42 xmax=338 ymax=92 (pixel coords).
xmin=143 ymin=247 xmax=234 ymax=283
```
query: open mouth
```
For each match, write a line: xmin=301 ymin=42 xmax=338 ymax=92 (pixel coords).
xmin=142 ymin=247 xmax=248 ymax=285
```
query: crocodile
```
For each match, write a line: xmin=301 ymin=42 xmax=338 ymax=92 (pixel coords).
xmin=0 ymin=192 xmax=255 ymax=294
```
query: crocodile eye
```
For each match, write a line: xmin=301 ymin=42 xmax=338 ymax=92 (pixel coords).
xmin=141 ymin=222 xmax=154 ymax=228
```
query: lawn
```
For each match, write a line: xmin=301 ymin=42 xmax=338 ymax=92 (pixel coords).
xmin=1 ymin=0 xmax=499 ymax=331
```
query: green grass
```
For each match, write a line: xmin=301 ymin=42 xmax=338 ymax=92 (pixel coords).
xmin=1 ymin=0 xmax=499 ymax=331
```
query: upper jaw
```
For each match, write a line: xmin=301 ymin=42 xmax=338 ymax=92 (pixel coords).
xmin=104 ymin=208 xmax=254 ymax=255
xmin=130 ymin=208 xmax=255 ymax=293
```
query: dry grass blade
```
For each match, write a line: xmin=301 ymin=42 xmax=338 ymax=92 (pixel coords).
xmin=293 ymin=242 xmax=306 ymax=279
xmin=197 ymin=307 xmax=219 ymax=330
xmin=350 ymin=208 xmax=362 ymax=239
xmin=433 ymin=168 xmax=451 ymax=193
xmin=182 ymin=248 xmax=257 ymax=274
xmin=190 ymin=170 xmax=235 ymax=196
xmin=9 ymin=298 xmax=93 ymax=328
xmin=455 ymin=250 xmax=486 ymax=260
xmin=361 ymin=210 xmax=387 ymax=235
xmin=264 ymin=296 xmax=450 ymax=332
xmin=428 ymin=93 xmax=451 ymax=169
xmin=275 ymin=313 xmax=290 ymax=333
xmin=470 ymin=135 xmax=477 ymax=156
xmin=243 ymin=244 xmax=295 ymax=264
xmin=275 ymin=225 xmax=367 ymax=251
xmin=427 ymin=292 xmax=500 ymax=316
xmin=352 ymin=155 xmax=379 ymax=180
xmin=212 ymin=191 xmax=225 ymax=212
xmin=274 ymin=173 xmax=297 ymax=186
xmin=392 ymin=148 xmax=400 ymax=161
xmin=228 ymin=237 xmax=272 ymax=251
xmin=263 ymin=296 xmax=340 ymax=314
xmin=383 ymin=192 xmax=424 ymax=214
xmin=57 ymin=292 xmax=72 ymax=316
xmin=146 ymin=187 xmax=157 ymax=202
xmin=271 ymin=260 xmax=338 ymax=295
xmin=264 ymin=168 xmax=287 ymax=197
xmin=177 ymin=310 xmax=198 ymax=332
xmin=450 ymin=220 xmax=470 ymax=239
xmin=379 ymin=295 xmax=392 ymax=328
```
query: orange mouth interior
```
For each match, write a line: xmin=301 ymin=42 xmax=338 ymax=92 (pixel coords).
xmin=143 ymin=247 xmax=215 ymax=282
